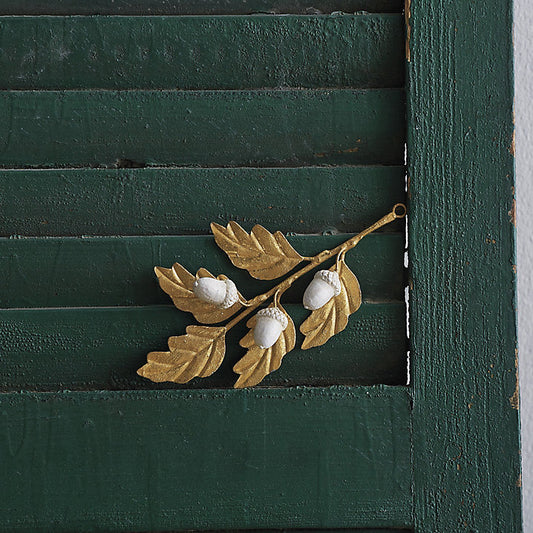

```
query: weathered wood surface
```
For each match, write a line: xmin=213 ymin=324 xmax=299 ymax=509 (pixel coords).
xmin=0 ymin=15 xmax=404 ymax=90
xmin=0 ymin=303 xmax=407 ymax=390
xmin=0 ymin=387 xmax=412 ymax=531
xmin=408 ymin=0 xmax=521 ymax=531
xmin=0 ymin=5 xmax=410 ymax=531
xmin=0 ymin=89 xmax=405 ymax=168
xmin=0 ymin=0 xmax=403 ymax=15
xmin=0 ymin=166 xmax=405 ymax=236
xmin=1 ymin=234 xmax=405 ymax=307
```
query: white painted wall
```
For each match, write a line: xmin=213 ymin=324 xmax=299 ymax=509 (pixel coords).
xmin=515 ymin=0 xmax=532 ymax=530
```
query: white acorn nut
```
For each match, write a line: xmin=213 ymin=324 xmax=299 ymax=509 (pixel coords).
xmin=253 ymin=307 xmax=289 ymax=349
xmin=192 ymin=276 xmax=238 ymax=309
xmin=302 ymin=269 xmax=342 ymax=310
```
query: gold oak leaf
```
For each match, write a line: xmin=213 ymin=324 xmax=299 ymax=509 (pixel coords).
xmin=233 ymin=305 xmax=296 ymax=388
xmin=137 ymin=326 xmax=226 ymax=384
xmin=210 ymin=221 xmax=303 ymax=280
xmin=300 ymin=260 xmax=362 ymax=350
xmin=154 ymin=263 xmax=242 ymax=324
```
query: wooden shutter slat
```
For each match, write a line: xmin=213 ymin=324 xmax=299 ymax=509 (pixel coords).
xmin=0 ymin=15 xmax=404 ymax=90
xmin=0 ymin=303 xmax=407 ymax=390
xmin=0 ymin=0 xmax=404 ymax=15
xmin=0 ymin=89 xmax=405 ymax=168
xmin=0 ymin=234 xmax=405 ymax=307
xmin=0 ymin=166 xmax=405 ymax=237
xmin=0 ymin=387 xmax=411 ymax=530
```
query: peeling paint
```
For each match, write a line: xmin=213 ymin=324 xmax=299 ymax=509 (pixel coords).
xmin=509 ymin=129 xmax=515 ymax=156
xmin=509 ymin=348 xmax=520 ymax=410
xmin=315 ymin=146 xmax=359 ymax=158
xmin=509 ymin=197 xmax=516 ymax=227
xmin=405 ymin=0 xmax=411 ymax=62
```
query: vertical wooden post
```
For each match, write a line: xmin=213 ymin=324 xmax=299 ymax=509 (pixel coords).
xmin=408 ymin=0 xmax=522 ymax=530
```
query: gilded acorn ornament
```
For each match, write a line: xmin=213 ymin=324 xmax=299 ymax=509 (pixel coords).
xmin=302 ymin=269 xmax=342 ymax=310
xmin=139 ymin=204 xmax=406 ymax=388
xmin=253 ymin=307 xmax=289 ymax=349
xmin=193 ymin=276 xmax=239 ymax=309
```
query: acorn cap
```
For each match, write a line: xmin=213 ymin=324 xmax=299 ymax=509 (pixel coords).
xmin=314 ymin=270 xmax=342 ymax=296
xmin=221 ymin=279 xmax=238 ymax=309
xmin=256 ymin=306 xmax=288 ymax=330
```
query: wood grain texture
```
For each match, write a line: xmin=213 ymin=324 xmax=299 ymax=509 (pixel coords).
xmin=0 ymin=303 xmax=407 ymax=391
xmin=0 ymin=387 xmax=412 ymax=531
xmin=0 ymin=4 xmax=409 ymax=530
xmin=0 ymin=89 xmax=405 ymax=168
xmin=0 ymin=0 xmax=403 ymax=15
xmin=0 ymin=166 xmax=405 ymax=237
xmin=0 ymin=15 xmax=404 ymax=90
xmin=408 ymin=0 xmax=521 ymax=530
xmin=0 ymin=233 xmax=405 ymax=307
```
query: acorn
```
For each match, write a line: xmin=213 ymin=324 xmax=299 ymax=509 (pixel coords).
xmin=302 ymin=270 xmax=342 ymax=310
xmin=253 ymin=307 xmax=288 ymax=349
xmin=193 ymin=276 xmax=238 ymax=309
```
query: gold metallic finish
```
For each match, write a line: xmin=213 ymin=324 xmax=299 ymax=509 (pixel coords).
xmin=234 ymin=305 xmax=296 ymax=389
xmin=211 ymin=220 xmax=303 ymax=280
xmin=155 ymin=263 xmax=242 ymax=324
xmin=138 ymin=204 xmax=406 ymax=388
xmin=300 ymin=259 xmax=362 ymax=350
xmin=137 ymin=325 xmax=226 ymax=383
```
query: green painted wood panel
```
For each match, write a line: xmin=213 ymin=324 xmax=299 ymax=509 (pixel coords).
xmin=0 ymin=89 xmax=405 ymax=168
xmin=0 ymin=387 xmax=412 ymax=531
xmin=250 ymin=531 xmax=411 ymax=533
xmin=1 ymin=234 xmax=405 ymax=307
xmin=0 ymin=166 xmax=405 ymax=236
xmin=0 ymin=3 xmax=410 ymax=530
xmin=0 ymin=0 xmax=403 ymax=15
xmin=0 ymin=303 xmax=407 ymax=390
xmin=0 ymin=15 xmax=404 ymax=90
xmin=408 ymin=0 xmax=521 ymax=531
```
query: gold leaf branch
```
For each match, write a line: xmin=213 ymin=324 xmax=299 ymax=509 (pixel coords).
xmin=138 ymin=204 xmax=406 ymax=388
xmin=211 ymin=221 xmax=303 ymax=280
xmin=138 ymin=326 xmax=226 ymax=383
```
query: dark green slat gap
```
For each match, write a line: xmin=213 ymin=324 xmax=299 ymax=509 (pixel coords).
xmin=0 ymin=1 xmax=403 ymax=15
xmin=179 ymin=529 xmax=412 ymax=532
xmin=133 ymin=527 xmax=412 ymax=533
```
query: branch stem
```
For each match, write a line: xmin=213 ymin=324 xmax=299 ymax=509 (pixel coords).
xmin=225 ymin=203 xmax=405 ymax=331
